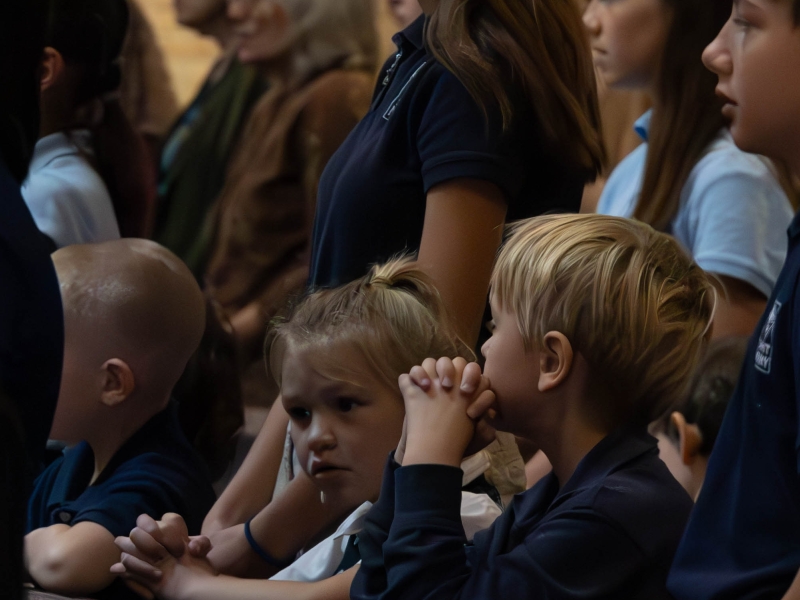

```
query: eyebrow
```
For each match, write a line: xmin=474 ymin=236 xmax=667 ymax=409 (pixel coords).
xmin=734 ymin=0 xmax=767 ymax=11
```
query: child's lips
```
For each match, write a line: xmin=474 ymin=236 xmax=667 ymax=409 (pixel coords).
xmin=309 ymin=458 xmax=346 ymax=477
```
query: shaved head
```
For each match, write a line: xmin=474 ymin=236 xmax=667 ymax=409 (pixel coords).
xmin=53 ymin=239 xmax=205 ymax=399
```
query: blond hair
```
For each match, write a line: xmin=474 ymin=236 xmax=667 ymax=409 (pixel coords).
xmin=279 ymin=0 xmax=378 ymax=84
xmin=492 ymin=214 xmax=713 ymax=426
xmin=268 ymin=258 xmax=473 ymax=391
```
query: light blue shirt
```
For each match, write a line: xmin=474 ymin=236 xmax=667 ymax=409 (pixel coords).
xmin=21 ymin=131 xmax=120 ymax=249
xmin=598 ymin=110 xmax=793 ymax=297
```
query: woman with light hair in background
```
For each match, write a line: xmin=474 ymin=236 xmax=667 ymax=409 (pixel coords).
xmin=202 ymin=0 xmax=378 ymax=402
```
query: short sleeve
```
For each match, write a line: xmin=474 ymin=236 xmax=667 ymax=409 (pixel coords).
xmin=680 ymin=154 xmax=793 ymax=298
xmin=70 ymin=455 xmax=212 ymax=537
xmin=415 ymin=69 xmax=524 ymax=199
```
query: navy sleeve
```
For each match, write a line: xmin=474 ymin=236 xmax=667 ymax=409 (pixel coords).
xmin=353 ymin=464 xmax=650 ymax=600
xmin=70 ymin=455 xmax=214 ymax=537
xmin=415 ymin=69 xmax=524 ymax=199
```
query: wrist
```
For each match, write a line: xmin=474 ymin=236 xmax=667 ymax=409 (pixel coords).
xmin=402 ymin=445 xmax=463 ymax=468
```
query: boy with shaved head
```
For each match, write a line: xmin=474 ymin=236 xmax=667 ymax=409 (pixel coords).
xmin=25 ymin=239 xmax=215 ymax=599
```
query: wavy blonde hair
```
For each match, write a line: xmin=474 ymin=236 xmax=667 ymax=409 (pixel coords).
xmin=491 ymin=214 xmax=713 ymax=427
xmin=268 ymin=258 xmax=473 ymax=391
xmin=278 ymin=0 xmax=379 ymax=83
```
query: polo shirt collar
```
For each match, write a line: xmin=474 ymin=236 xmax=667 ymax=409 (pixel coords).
xmin=392 ymin=14 xmax=425 ymax=52
xmin=28 ymin=130 xmax=92 ymax=175
xmin=549 ymin=426 xmax=658 ymax=509
xmin=633 ymin=110 xmax=653 ymax=142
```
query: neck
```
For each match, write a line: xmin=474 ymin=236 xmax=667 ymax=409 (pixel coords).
xmin=537 ymin=416 xmax=607 ymax=487
xmin=86 ymin=420 xmax=135 ymax=485
xmin=85 ymin=396 xmax=166 ymax=484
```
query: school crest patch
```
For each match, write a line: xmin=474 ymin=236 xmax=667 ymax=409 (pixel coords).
xmin=754 ymin=300 xmax=781 ymax=374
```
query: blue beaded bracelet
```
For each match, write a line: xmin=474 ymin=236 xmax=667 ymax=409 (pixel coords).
xmin=244 ymin=517 xmax=293 ymax=569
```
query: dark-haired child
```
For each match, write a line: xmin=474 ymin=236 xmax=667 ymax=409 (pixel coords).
xmin=668 ymin=0 xmax=800 ymax=597
xmin=25 ymin=240 xmax=215 ymax=598
xmin=651 ymin=336 xmax=748 ymax=501
xmin=351 ymin=213 xmax=713 ymax=600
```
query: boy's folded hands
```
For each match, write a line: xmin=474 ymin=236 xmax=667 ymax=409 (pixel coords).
xmin=398 ymin=357 xmax=497 ymax=468
xmin=111 ymin=513 xmax=216 ymax=599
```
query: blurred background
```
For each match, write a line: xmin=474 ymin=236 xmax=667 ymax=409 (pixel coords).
xmin=138 ymin=0 xmax=398 ymax=106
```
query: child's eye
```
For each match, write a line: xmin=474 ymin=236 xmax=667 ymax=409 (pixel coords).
xmin=485 ymin=319 xmax=496 ymax=333
xmin=732 ymin=17 xmax=752 ymax=28
xmin=337 ymin=397 xmax=358 ymax=413
xmin=288 ymin=406 xmax=311 ymax=420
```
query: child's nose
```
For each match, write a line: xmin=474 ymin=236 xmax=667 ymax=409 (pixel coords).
xmin=307 ymin=417 xmax=336 ymax=453
xmin=481 ymin=338 xmax=491 ymax=359
xmin=702 ymin=22 xmax=733 ymax=76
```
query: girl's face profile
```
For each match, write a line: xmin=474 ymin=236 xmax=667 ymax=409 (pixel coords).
xmin=583 ymin=0 xmax=672 ymax=90
xmin=280 ymin=343 xmax=405 ymax=511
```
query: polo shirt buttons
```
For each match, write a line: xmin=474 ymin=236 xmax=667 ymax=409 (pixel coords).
xmin=59 ymin=511 xmax=71 ymax=523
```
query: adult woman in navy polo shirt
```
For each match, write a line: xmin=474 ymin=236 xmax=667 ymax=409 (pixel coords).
xmin=310 ymin=0 xmax=604 ymax=345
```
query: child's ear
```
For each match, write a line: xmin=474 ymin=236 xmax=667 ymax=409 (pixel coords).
xmin=670 ymin=411 xmax=703 ymax=466
xmin=538 ymin=331 xmax=573 ymax=392
xmin=40 ymin=47 xmax=65 ymax=92
xmin=100 ymin=359 xmax=135 ymax=407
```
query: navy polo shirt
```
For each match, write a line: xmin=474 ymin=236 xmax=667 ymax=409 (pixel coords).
xmin=27 ymin=403 xmax=215 ymax=599
xmin=668 ymin=211 xmax=800 ymax=599
xmin=309 ymin=15 xmax=587 ymax=288
xmin=352 ymin=427 xmax=693 ymax=600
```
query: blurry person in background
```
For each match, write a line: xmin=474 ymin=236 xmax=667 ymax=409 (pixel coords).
xmin=25 ymin=0 xmax=156 ymax=245
xmin=118 ymin=0 xmax=181 ymax=158
xmin=0 ymin=0 xmax=64 ymax=483
xmin=153 ymin=0 xmax=266 ymax=279
xmin=202 ymin=0 xmax=379 ymax=404
xmin=651 ymin=336 xmax=748 ymax=501
xmin=387 ymin=0 xmax=422 ymax=28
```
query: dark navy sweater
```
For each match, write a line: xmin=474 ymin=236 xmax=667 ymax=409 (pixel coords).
xmin=352 ymin=427 xmax=692 ymax=600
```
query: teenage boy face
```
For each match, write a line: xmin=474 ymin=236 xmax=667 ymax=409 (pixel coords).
xmin=280 ymin=344 xmax=405 ymax=510
xmin=703 ymin=0 xmax=800 ymax=166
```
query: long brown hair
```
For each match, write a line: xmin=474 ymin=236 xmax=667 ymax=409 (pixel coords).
xmin=633 ymin=0 xmax=730 ymax=230
xmin=425 ymin=0 xmax=604 ymax=175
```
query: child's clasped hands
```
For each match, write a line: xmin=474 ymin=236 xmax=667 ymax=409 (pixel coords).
xmin=397 ymin=356 xmax=497 ymax=468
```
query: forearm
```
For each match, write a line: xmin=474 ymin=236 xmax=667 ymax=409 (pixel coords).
xmin=207 ymin=472 xmax=345 ymax=578
xmin=379 ymin=465 xmax=470 ymax=600
xmin=180 ymin=568 xmax=355 ymax=600
xmin=25 ymin=524 xmax=118 ymax=594
xmin=418 ymin=179 xmax=507 ymax=347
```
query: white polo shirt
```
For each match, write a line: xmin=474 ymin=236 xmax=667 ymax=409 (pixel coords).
xmin=22 ymin=130 xmax=120 ymax=248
